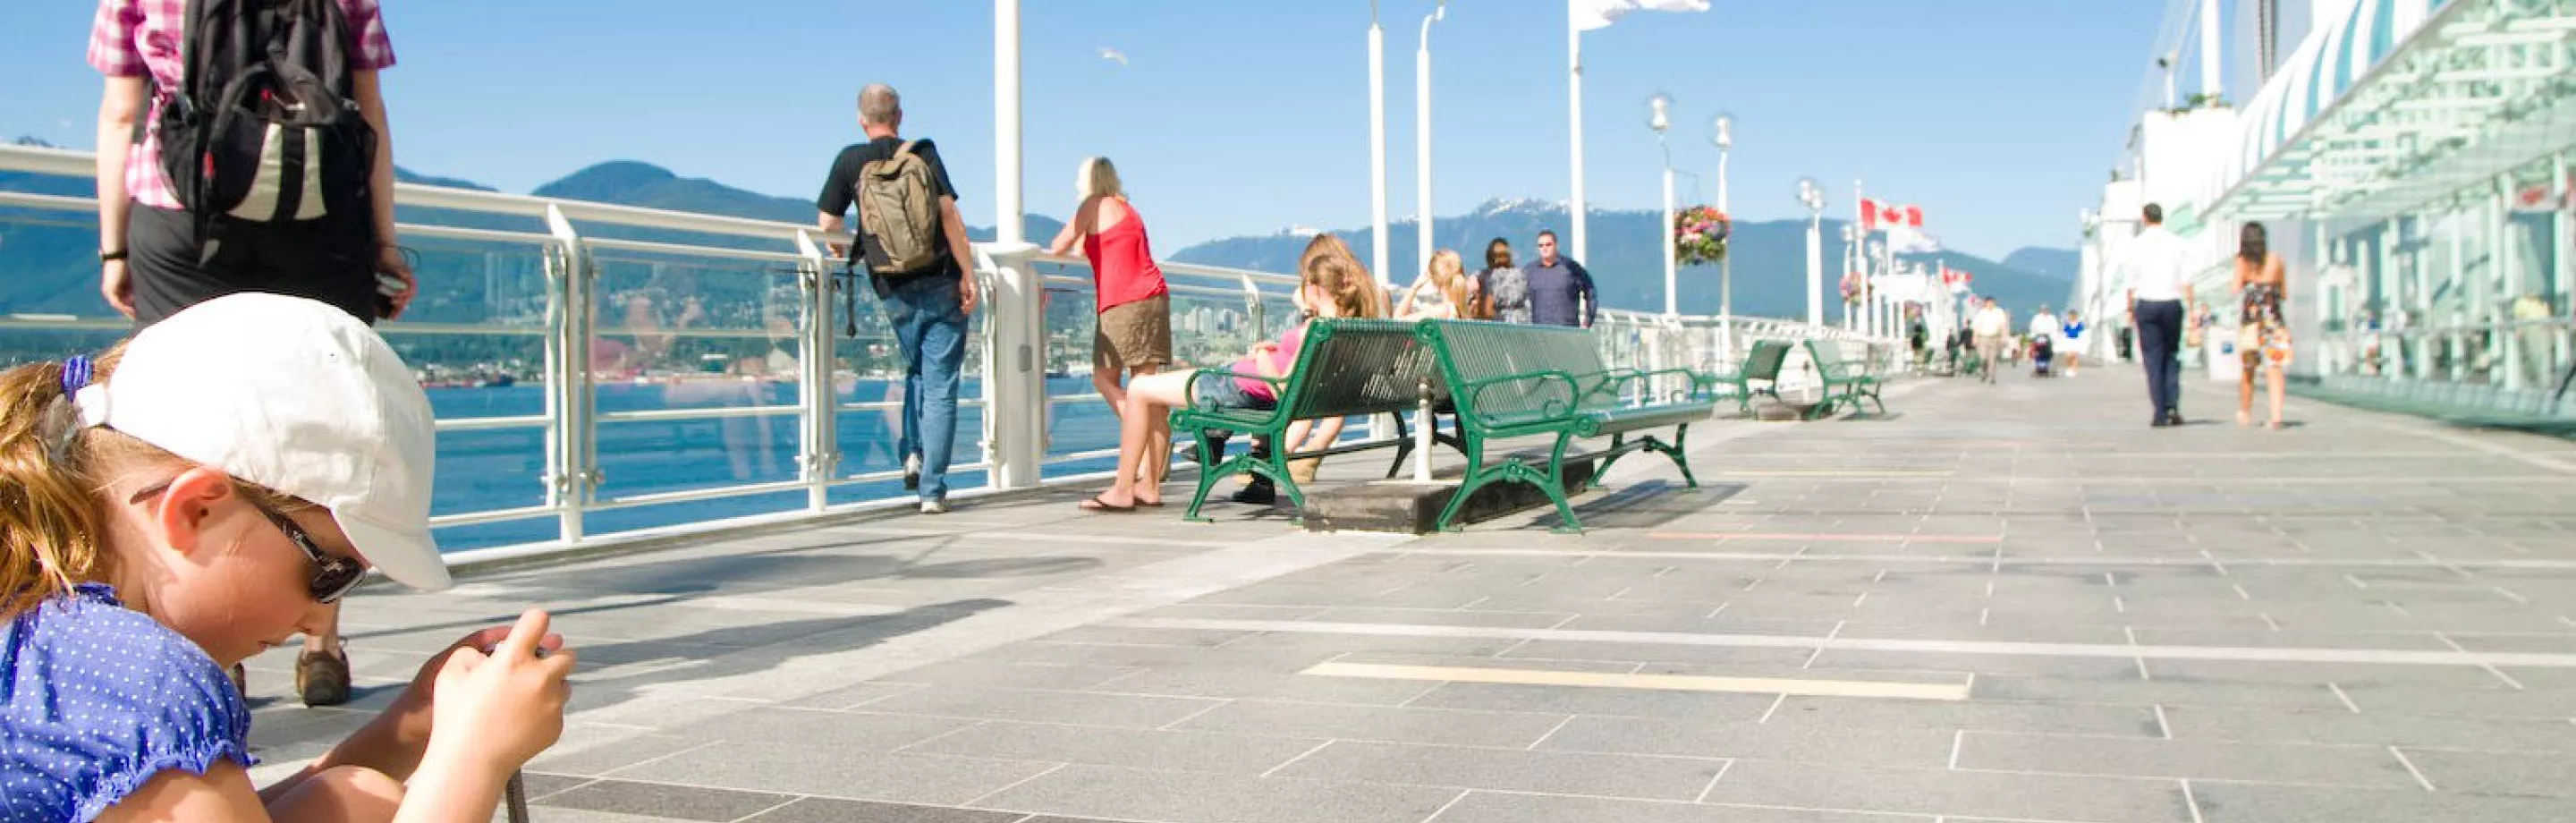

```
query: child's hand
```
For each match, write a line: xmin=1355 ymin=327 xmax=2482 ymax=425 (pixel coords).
xmin=424 ymin=610 xmax=576 ymax=773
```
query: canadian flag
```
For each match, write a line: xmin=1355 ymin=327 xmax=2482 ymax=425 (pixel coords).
xmin=1859 ymin=199 xmax=1924 ymax=233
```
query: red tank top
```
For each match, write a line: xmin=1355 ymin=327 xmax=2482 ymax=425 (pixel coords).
xmin=1080 ymin=201 xmax=1169 ymax=311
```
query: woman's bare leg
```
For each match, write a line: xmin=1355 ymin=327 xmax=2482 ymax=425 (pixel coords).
xmin=1135 ymin=365 xmax=1168 ymax=486
xmin=2267 ymin=362 xmax=2286 ymax=427
xmin=2238 ymin=367 xmax=2256 ymax=425
xmin=1102 ymin=371 xmax=1191 ymax=507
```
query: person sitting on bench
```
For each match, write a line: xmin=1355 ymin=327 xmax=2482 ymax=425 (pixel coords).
xmin=1081 ymin=254 xmax=1378 ymax=512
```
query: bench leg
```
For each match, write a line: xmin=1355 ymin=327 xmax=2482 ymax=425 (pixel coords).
xmin=1656 ymin=424 xmax=1699 ymax=488
xmin=1593 ymin=432 xmax=1630 ymax=481
xmin=1544 ymin=433 xmax=1585 ymax=535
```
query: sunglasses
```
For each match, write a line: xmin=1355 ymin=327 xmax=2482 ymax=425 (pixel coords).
xmin=131 ymin=481 xmax=370 ymax=604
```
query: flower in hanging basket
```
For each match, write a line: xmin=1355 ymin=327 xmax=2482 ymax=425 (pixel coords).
xmin=1839 ymin=271 xmax=1864 ymax=304
xmin=1674 ymin=205 xmax=1731 ymax=266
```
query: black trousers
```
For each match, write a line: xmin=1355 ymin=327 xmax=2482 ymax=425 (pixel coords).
xmin=2135 ymin=299 xmax=2184 ymax=417
xmin=128 ymin=206 xmax=380 ymax=328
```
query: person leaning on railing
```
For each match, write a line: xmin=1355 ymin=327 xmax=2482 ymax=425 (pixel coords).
xmin=1046 ymin=157 xmax=1174 ymax=486
xmin=0 ymin=294 xmax=573 ymax=823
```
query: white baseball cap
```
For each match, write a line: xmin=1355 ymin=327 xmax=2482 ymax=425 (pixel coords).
xmin=73 ymin=293 xmax=450 ymax=590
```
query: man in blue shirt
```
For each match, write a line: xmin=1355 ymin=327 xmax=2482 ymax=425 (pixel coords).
xmin=1521 ymin=230 xmax=1597 ymax=327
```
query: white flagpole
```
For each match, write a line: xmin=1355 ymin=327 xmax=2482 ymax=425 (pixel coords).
xmin=1369 ymin=5 xmax=1391 ymax=291
xmin=1568 ymin=13 xmax=1588 ymax=263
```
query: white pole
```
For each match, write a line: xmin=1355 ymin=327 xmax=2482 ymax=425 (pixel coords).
xmin=1417 ymin=12 xmax=1438 ymax=282
xmin=1369 ymin=11 xmax=1392 ymax=289
xmin=995 ymin=1 xmax=1024 ymax=246
xmin=1718 ymin=146 xmax=1732 ymax=338
xmin=2199 ymin=0 xmax=2224 ymax=100
xmin=1662 ymin=162 xmax=1677 ymax=315
xmin=1805 ymin=216 xmax=1823 ymax=328
xmin=1568 ymin=22 xmax=1589 ymax=262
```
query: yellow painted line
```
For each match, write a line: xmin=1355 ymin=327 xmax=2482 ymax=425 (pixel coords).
xmin=1649 ymin=531 xmax=2002 ymax=544
xmin=1716 ymin=470 xmax=1955 ymax=478
xmin=1301 ymin=661 xmax=1969 ymax=702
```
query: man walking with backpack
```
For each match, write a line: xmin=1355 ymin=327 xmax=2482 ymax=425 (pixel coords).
xmin=818 ymin=84 xmax=981 ymax=514
xmin=89 ymin=0 xmax=411 ymax=709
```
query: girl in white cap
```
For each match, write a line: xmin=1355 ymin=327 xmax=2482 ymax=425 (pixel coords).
xmin=0 ymin=293 xmax=574 ymax=823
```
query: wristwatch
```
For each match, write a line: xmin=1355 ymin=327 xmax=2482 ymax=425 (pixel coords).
xmin=99 ymin=249 xmax=128 ymax=263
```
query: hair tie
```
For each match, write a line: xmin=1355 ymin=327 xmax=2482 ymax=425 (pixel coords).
xmin=59 ymin=355 xmax=93 ymax=396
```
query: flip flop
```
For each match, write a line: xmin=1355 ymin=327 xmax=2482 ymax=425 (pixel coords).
xmin=1080 ymin=495 xmax=1136 ymax=513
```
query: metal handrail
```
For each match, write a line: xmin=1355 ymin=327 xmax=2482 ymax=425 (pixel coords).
xmin=3 ymin=141 xmax=1842 ymax=565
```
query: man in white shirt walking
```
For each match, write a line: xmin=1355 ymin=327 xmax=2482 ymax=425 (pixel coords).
xmin=1970 ymin=298 xmax=2011 ymax=385
xmin=2124 ymin=204 xmax=2194 ymax=427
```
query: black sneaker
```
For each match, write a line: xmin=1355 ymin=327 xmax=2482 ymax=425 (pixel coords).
xmin=1232 ymin=477 xmax=1276 ymax=505
xmin=2164 ymin=410 xmax=2185 ymax=427
xmin=902 ymin=454 xmax=921 ymax=491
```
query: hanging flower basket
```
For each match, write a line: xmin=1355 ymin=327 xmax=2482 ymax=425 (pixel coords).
xmin=1840 ymin=271 xmax=1864 ymax=305
xmin=1674 ymin=206 xmax=1731 ymax=266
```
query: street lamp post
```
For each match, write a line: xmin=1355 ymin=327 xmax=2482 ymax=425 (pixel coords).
xmin=1799 ymin=176 xmax=1826 ymax=328
xmin=1712 ymin=112 xmax=1733 ymax=355
xmin=1650 ymin=93 xmax=1676 ymax=316
xmin=1839 ymin=224 xmax=1859 ymax=332
xmin=1416 ymin=2 xmax=1445 ymax=281
xmin=1368 ymin=3 xmax=1391 ymax=290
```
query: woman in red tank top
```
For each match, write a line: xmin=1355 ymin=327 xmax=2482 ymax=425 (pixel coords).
xmin=1047 ymin=157 xmax=1174 ymax=485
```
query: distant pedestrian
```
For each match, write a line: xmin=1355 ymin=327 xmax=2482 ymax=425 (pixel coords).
xmin=816 ymin=83 xmax=981 ymax=513
xmin=1398 ymin=250 xmax=1470 ymax=320
xmin=2123 ymin=202 xmax=2192 ymax=427
xmin=1521 ymin=230 xmax=1597 ymax=328
xmin=1970 ymin=298 xmax=2010 ymax=385
xmin=2059 ymin=310 xmax=2086 ymax=376
xmin=2232 ymin=222 xmax=2290 ymax=429
xmin=1046 ymin=156 xmax=1173 ymax=471
xmin=1470 ymin=237 xmax=1530 ymax=323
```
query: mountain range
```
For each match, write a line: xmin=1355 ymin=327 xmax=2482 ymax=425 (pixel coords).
xmin=1 ymin=152 xmax=2075 ymax=321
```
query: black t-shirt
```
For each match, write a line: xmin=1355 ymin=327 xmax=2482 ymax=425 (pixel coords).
xmin=818 ymin=136 xmax=964 ymax=280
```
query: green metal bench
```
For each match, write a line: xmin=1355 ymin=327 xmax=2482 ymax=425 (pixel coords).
xmin=1804 ymin=338 xmax=1887 ymax=419
xmin=1703 ymin=339 xmax=1793 ymax=415
xmin=1418 ymin=319 xmax=1716 ymax=534
xmin=1170 ymin=318 xmax=1460 ymax=522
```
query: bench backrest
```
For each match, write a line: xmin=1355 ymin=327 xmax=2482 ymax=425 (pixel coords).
xmin=1421 ymin=320 xmax=1616 ymax=425
xmin=1805 ymin=339 xmax=1867 ymax=379
xmin=1742 ymin=340 xmax=1792 ymax=381
xmin=1275 ymin=318 xmax=1449 ymax=420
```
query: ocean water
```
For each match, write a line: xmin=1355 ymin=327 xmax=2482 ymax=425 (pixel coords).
xmin=427 ymin=376 xmax=1131 ymax=551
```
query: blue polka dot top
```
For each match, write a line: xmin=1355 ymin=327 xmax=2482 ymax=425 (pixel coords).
xmin=2 ymin=583 xmax=252 ymax=823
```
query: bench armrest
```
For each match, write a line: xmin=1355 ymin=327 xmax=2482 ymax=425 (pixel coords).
xmin=1457 ymin=369 xmax=1583 ymax=424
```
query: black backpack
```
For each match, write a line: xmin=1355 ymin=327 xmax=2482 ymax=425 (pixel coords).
xmin=154 ymin=0 xmax=376 ymax=249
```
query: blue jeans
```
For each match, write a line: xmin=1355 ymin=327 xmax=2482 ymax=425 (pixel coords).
xmin=884 ymin=274 xmax=969 ymax=501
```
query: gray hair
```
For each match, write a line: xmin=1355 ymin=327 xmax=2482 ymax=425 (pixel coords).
xmin=858 ymin=84 xmax=902 ymax=126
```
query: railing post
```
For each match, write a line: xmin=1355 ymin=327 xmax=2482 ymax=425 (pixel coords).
xmin=542 ymin=205 xmax=594 ymax=545
xmin=984 ymin=245 xmax=1047 ymax=488
xmin=793 ymin=231 xmax=839 ymax=512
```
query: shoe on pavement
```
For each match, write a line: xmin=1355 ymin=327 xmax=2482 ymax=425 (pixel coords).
xmin=1232 ymin=478 xmax=1277 ymax=505
xmin=902 ymin=454 xmax=922 ymax=491
xmin=919 ymin=499 xmax=950 ymax=514
xmin=296 ymin=646 xmax=352 ymax=708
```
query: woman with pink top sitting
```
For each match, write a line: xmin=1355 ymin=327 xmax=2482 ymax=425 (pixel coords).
xmin=1081 ymin=254 xmax=1378 ymax=511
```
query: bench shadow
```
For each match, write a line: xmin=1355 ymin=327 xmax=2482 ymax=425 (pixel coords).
xmin=1529 ymin=479 xmax=1750 ymax=530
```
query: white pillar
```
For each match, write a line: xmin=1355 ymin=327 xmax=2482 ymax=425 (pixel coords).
xmin=987 ymin=0 xmax=1045 ymax=489
xmin=1805 ymin=216 xmax=1824 ymax=327
xmin=2199 ymin=0 xmax=2224 ymax=99
xmin=1568 ymin=23 xmax=1589 ymax=262
xmin=1416 ymin=19 xmax=1436 ymax=282
xmin=1717 ymin=147 xmax=1733 ymax=356
xmin=1662 ymin=165 xmax=1677 ymax=315
xmin=1368 ymin=17 xmax=1392 ymax=288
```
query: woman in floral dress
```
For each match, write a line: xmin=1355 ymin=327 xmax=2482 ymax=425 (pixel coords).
xmin=2233 ymin=222 xmax=2292 ymax=428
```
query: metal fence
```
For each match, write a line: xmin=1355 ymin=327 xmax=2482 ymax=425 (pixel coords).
xmin=0 ymin=143 xmax=1866 ymax=566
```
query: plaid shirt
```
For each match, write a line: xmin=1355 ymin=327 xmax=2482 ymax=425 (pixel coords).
xmin=88 ymin=0 xmax=395 ymax=209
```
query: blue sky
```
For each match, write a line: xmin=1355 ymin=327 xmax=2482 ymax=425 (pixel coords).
xmin=1 ymin=1 xmax=2169 ymax=259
